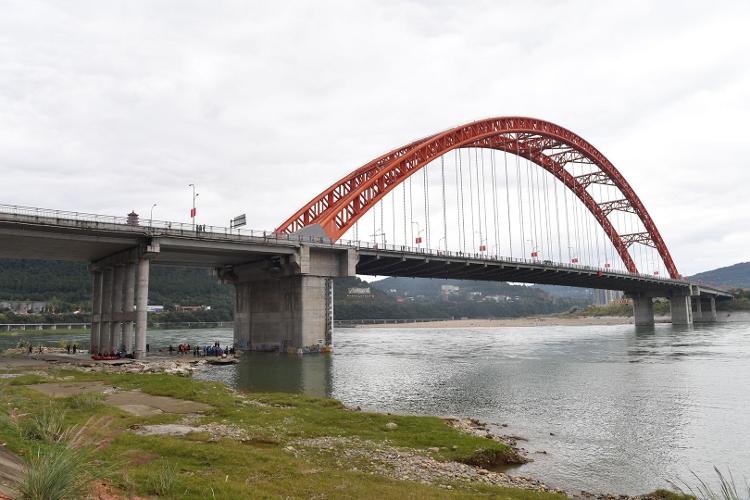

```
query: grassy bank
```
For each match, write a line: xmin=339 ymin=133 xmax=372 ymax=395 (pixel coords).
xmin=0 ymin=366 xmax=566 ymax=499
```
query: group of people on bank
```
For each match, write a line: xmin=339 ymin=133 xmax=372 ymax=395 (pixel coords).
xmin=167 ymin=341 xmax=236 ymax=357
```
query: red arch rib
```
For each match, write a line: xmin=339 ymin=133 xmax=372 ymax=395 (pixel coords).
xmin=276 ymin=117 xmax=679 ymax=279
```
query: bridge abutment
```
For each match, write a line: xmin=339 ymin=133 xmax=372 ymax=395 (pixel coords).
xmin=222 ymin=246 xmax=355 ymax=353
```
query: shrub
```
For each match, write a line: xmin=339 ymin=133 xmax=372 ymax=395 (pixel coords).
xmin=18 ymin=444 xmax=97 ymax=500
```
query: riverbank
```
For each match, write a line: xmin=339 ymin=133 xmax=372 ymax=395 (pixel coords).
xmin=0 ymin=353 xmax=568 ymax=499
xmin=0 ymin=352 xmax=691 ymax=499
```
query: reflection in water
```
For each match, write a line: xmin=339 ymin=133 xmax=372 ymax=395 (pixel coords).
xmin=202 ymin=353 xmax=332 ymax=398
xmin=3 ymin=321 xmax=750 ymax=494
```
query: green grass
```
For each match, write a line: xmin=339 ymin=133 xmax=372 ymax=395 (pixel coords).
xmin=0 ymin=368 xmax=567 ymax=499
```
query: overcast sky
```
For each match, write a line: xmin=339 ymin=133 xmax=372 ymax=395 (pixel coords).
xmin=1 ymin=0 xmax=748 ymax=275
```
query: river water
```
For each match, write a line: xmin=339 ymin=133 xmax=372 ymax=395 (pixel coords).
xmin=3 ymin=319 xmax=749 ymax=494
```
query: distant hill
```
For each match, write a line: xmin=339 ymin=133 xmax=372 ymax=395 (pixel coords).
xmin=690 ymin=262 xmax=750 ymax=289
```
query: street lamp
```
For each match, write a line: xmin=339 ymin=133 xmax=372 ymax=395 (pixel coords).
xmin=526 ymin=239 xmax=539 ymax=259
xmin=411 ymin=221 xmax=423 ymax=247
xmin=370 ymin=228 xmax=386 ymax=248
xmin=188 ymin=184 xmax=198 ymax=229
xmin=149 ymin=203 xmax=157 ymax=226
xmin=475 ymin=231 xmax=486 ymax=252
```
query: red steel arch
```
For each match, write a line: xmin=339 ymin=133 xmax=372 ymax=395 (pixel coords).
xmin=277 ymin=117 xmax=679 ymax=279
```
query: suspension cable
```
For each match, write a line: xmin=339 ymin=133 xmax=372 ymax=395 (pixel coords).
xmin=516 ymin=137 xmax=526 ymax=257
xmin=402 ymin=181 xmax=406 ymax=246
xmin=503 ymin=148 xmax=513 ymax=258
xmin=441 ymin=155 xmax=447 ymax=251
xmin=468 ymin=149 xmax=476 ymax=252
xmin=458 ymin=149 xmax=466 ymax=253
xmin=424 ymin=165 xmax=430 ymax=249
xmin=482 ymin=150 xmax=489 ymax=251
xmin=553 ymin=162 xmax=562 ymax=262
xmin=490 ymin=149 xmax=499 ymax=256
xmin=563 ymin=167 xmax=571 ymax=262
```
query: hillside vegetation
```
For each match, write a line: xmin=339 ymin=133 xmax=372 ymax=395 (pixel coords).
xmin=3 ymin=259 xmax=588 ymax=322
xmin=690 ymin=262 xmax=750 ymax=289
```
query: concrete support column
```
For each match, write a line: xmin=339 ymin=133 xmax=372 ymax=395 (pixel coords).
xmin=90 ymin=270 xmax=103 ymax=354
xmin=134 ymin=257 xmax=150 ymax=359
xmin=234 ymin=274 xmax=332 ymax=353
xmin=325 ymin=277 xmax=334 ymax=347
xmin=694 ymin=297 xmax=703 ymax=322
xmin=111 ymin=265 xmax=125 ymax=352
xmin=670 ymin=295 xmax=693 ymax=325
xmin=100 ymin=267 xmax=114 ymax=353
xmin=632 ymin=294 xmax=655 ymax=326
xmin=709 ymin=297 xmax=717 ymax=321
xmin=123 ymin=263 xmax=136 ymax=353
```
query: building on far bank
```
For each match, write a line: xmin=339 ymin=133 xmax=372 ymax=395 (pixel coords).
xmin=593 ymin=289 xmax=624 ymax=305
xmin=173 ymin=304 xmax=211 ymax=312
xmin=0 ymin=300 xmax=48 ymax=314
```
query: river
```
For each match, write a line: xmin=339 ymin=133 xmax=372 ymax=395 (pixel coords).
xmin=2 ymin=318 xmax=749 ymax=494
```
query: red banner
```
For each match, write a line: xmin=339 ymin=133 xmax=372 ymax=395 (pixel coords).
xmin=415 ymin=237 xmax=422 ymax=244
xmin=190 ymin=207 xmax=196 ymax=218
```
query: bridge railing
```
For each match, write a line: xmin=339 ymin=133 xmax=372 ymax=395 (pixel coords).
xmin=338 ymin=237 xmax=678 ymax=283
xmin=0 ymin=203 xmax=679 ymax=283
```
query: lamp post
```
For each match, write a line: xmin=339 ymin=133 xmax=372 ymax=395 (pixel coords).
xmin=149 ymin=203 xmax=157 ymax=226
xmin=411 ymin=221 xmax=423 ymax=247
xmin=188 ymin=184 xmax=198 ymax=229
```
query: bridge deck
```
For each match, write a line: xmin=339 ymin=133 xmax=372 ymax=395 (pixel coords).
xmin=0 ymin=205 xmax=732 ymax=298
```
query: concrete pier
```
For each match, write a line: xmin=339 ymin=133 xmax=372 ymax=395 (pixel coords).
xmin=670 ymin=294 xmax=693 ymax=325
xmin=101 ymin=267 xmax=114 ymax=353
xmin=123 ymin=262 xmax=136 ymax=353
xmin=632 ymin=294 xmax=655 ymax=326
xmin=225 ymin=246 xmax=356 ymax=353
xmin=90 ymin=270 xmax=103 ymax=354
xmin=694 ymin=296 xmax=717 ymax=323
xmin=111 ymin=265 xmax=125 ymax=351
xmin=134 ymin=257 xmax=150 ymax=359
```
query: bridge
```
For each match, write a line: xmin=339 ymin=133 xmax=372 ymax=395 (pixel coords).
xmin=0 ymin=117 xmax=731 ymax=357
